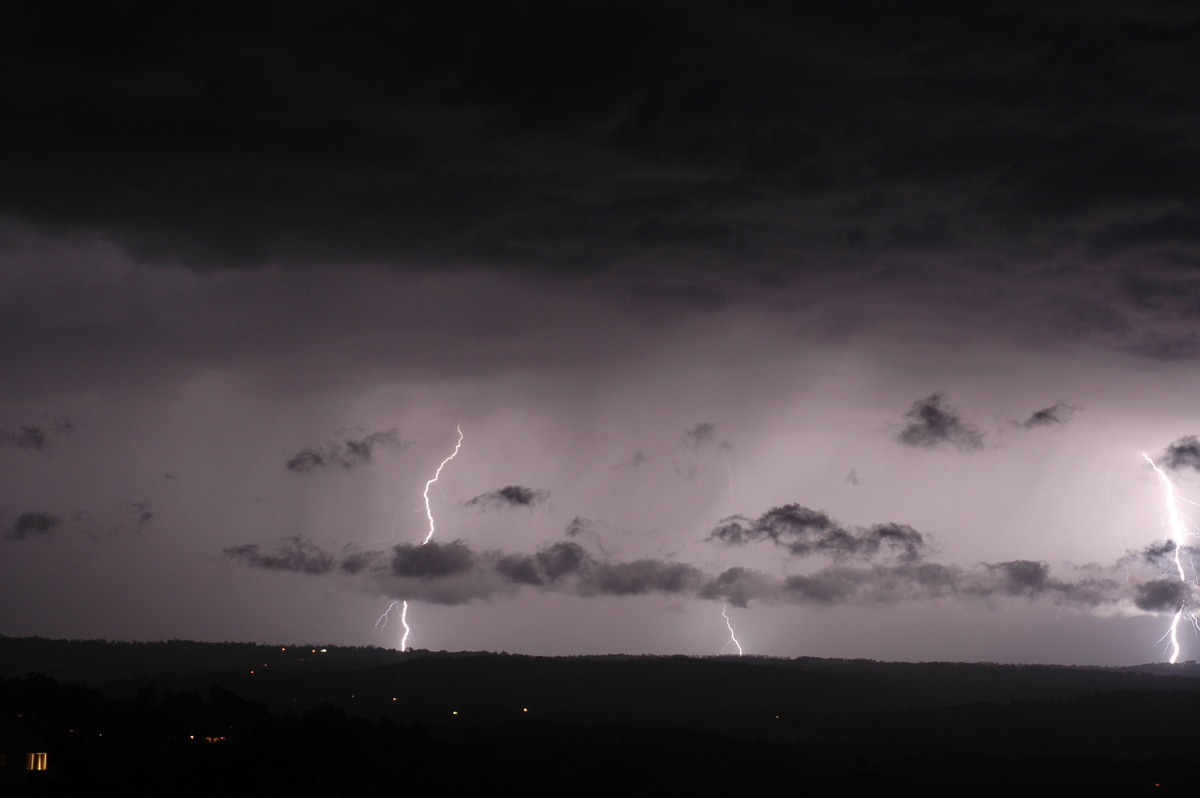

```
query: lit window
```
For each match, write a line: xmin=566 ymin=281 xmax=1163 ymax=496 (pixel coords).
xmin=26 ymin=753 xmax=47 ymax=771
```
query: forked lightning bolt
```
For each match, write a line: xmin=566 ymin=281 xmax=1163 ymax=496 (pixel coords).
xmin=1143 ymin=453 xmax=1200 ymax=663
xmin=720 ymin=601 xmax=743 ymax=656
xmin=422 ymin=425 xmax=464 ymax=545
xmin=374 ymin=426 xmax=463 ymax=652
xmin=374 ymin=600 xmax=414 ymax=651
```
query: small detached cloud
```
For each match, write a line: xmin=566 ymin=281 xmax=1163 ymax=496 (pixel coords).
xmin=564 ymin=516 xmax=596 ymax=537
xmin=221 ymin=536 xmax=335 ymax=575
xmin=1021 ymin=402 xmax=1081 ymax=429
xmin=895 ymin=393 xmax=984 ymax=451
xmin=3 ymin=501 xmax=153 ymax=542
xmin=464 ymin=485 xmax=549 ymax=510
xmin=0 ymin=415 xmax=76 ymax=452
xmin=1160 ymin=435 xmax=1200 ymax=473
xmin=683 ymin=422 xmax=719 ymax=448
xmin=285 ymin=428 xmax=412 ymax=473
xmin=4 ymin=511 xmax=61 ymax=540
xmin=675 ymin=422 xmax=735 ymax=480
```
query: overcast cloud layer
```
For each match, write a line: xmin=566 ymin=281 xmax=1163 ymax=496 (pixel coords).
xmin=3 ymin=1 xmax=1200 ymax=665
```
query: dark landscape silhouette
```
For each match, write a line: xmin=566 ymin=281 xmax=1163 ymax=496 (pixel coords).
xmin=3 ymin=636 xmax=1200 ymax=795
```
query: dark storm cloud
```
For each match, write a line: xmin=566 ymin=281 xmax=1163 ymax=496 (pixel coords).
xmin=1160 ymin=435 xmax=1200 ymax=473
xmin=964 ymin=561 xmax=1123 ymax=608
xmin=1091 ymin=212 xmax=1200 ymax=259
xmin=782 ymin=562 xmax=966 ymax=606
xmin=463 ymin=485 xmax=549 ymax=510
xmin=0 ymin=416 xmax=75 ymax=451
xmin=338 ymin=547 xmax=385 ymax=576
xmin=4 ymin=511 xmax=61 ymax=540
xmin=389 ymin=540 xmax=476 ymax=578
xmin=983 ymin=560 xmax=1055 ymax=597
xmin=775 ymin=559 xmax=1132 ymax=610
xmin=579 ymin=560 xmax=705 ymax=597
xmin=285 ymin=428 xmax=411 ymax=473
xmin=495 ymin=542 xmax=594 ymax=586
xmin=1139 ymin=540 xmax=1178 ymax=566
xmin=220 ymin=537 xmax=335 ymax=575
xmin=895 ymin=393 xmax=984 ymax=451
xmin=698 ymin=567 xmax=778 ymax=608
xmin=709 ymin=504 xmax=927 ymax=562
xmin=219 ymin=533 xmax=1187 ymax=618
xmin=3 ymin=0 xmax=1198 ymax=295
xmin=1021 ymin=402 xmax=1081 ymax=429
xmin=1134 ymin=579 xmax=1190 ymax=613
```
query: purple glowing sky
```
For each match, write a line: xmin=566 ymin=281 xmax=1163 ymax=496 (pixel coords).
xmin=3 ymin=1 xmax=1200 ymax=664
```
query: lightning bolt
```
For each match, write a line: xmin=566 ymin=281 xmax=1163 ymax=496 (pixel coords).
xmin=374 ymin=600 xmax=415 ymax=652
xmin=720 ymin=601 xmax=743 ymax=656
xmin=376 ymin=426 xmax=463 ymax=651
xmin=1142 ymin=453 xmax=1200 ymax=663
xmin=422 ymin=425 xmax=464 ymax=545
xmin=399 ymin=600 xmax=412 ymax=651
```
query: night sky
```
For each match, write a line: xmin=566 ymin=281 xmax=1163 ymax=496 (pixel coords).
xmin=4 ymin=1 xmax=1200 ymax=665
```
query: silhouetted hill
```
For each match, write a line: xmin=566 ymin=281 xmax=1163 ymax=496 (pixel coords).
xmin=5 ymin=637 xmax=1200 ymax=795
xmin=5 ymin=636 xmax=1200 ymax=722
xmin=0 ymin=635 xmax=402 ymax=683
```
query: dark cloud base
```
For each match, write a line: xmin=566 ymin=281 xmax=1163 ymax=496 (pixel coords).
xmin=220 ymin=530 xmax=1191 ymax=616
xmin=3 ymin=1 xmax=1200 ymax=288
xmin=1161 ymin=435 xmax=1200 ymax=473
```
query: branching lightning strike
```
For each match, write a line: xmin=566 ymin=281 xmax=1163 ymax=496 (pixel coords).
xmin=373 ymin=599 xmax=414 ymax=651
xmin=375 ymin=426 xmax=463 ymax=652
xmin=1143 ymin=453 xmax=1200 ymax=663
xmin=422 ymin=425 xmax=464 ymax=545
xmin=720 ymin=601 xmax=743 ymax=656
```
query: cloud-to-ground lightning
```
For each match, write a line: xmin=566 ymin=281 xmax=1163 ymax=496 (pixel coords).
xmin=398 ymin=600 xmax=412 ymax=651
xmin=373 ymin=600 xmax=414 ymax=651
xmin=1143 ymin=453 xmax=1200 ymax=663
xmin=376 ymin=426 xmax=464 ymax=651
xmin=422 ymin=425 xmax=464 ymax=545
xmin=720 ymin=601 xmax=743 ymax=656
